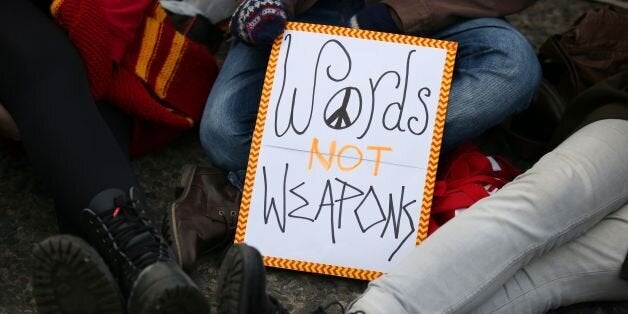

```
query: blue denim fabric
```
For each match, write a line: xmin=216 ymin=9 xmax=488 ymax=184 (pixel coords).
xmin=431 ymin=17 xmax=541 ymax=151
xmin=200 ymin=1 xmax=541 ymax=189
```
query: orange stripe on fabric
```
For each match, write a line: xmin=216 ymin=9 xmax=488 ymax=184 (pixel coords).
xmin=154 ymin=5 xmax=167 ymax=22
xmin=135 ymin=18 xmax=162 ymax=81
xmin=50 ymin=0 xmax=63 ymax=17
xmin=155 ymin=32 xmax=186 ymax=99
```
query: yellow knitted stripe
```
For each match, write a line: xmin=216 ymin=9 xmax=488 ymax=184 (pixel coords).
xmin=50 ymin=0 xmax=64 ymax=18
xmin=154 ymin=5 xmax=167 ymax=22
xmin=135 ymin=18 xmax=162 ymax=81
xmin=155 ymin=32 xmax=186 ymax=99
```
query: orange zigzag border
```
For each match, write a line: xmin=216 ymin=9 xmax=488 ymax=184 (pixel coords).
xmin=264 ymin=256 xmax=382 ymax=281
xmin=416 ymin=44 xmax=456 ymax=245
xmin=235 ymin=22 xmax=457 ymax=280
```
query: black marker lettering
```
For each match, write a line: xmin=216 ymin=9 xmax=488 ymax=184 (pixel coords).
xmin=354 ymin=186 xmax=386 ymax=233
xmin=407 ymin=87 xmax=431 ymax=135
xmin=287 ymin=181 xmax=312 ymax=221
xmin=262 ymin=165 xmax=287 ymax=232
xmin=315 ymin=179 xmax=336 ymax=243
xmin=358 ymin=71 xmax=401 ymax=139
xmin=334 ymin=178 xmax=365 ymax=228
xmin=274 ymin=34 xmax=312 ymax=137
xmin=383 ymin=186 xmax=417 ymax=261
xmin=382 ymin=50 xmax=415 ymax=132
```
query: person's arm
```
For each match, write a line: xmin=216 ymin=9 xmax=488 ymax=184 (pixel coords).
xmin=382 ymin=0 xmax=537 ymax=35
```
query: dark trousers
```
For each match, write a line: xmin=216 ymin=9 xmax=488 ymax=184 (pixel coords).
xmin=0 ymin=0 xmax=138 ymax=229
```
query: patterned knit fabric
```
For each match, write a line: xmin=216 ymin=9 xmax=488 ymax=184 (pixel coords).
xmin=51 ymin=0 xmax=219 ymax=157
xmin=230 ymin=0 xmax=287 ymax=46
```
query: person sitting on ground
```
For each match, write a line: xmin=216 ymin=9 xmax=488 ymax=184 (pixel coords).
xmin=216 ymin=71 xmax=628 ymax=313
xmin=165 ymin=0 xmax=543 ymax=272
xmin=201 ymin=0 xmax=541 ymax=184
xmin=0 ymin=0 xmax=210 ymax=312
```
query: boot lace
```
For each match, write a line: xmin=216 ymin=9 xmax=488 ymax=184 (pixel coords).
xmin=212 ymin=209 xmax=238 ymax=231
xmin=98 ymin=196 xmax=168 ymax=270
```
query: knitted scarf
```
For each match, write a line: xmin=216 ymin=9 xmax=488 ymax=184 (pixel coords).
xmin=51 ymin=0 xmax=218 ymax=157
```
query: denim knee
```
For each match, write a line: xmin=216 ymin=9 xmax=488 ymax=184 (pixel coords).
xmin=199 ymin=39 xmax=268 ymax=172
xmin=199 ymin=96 xmax=252 ymax=172
xmin=483 ymin=21 xmax=542 ymax=112
xmin=440 ymin=18 xmax=542 ymax=149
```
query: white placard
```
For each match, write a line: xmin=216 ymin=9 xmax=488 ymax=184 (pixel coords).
xmin=235 ymin=22 xmax=457 ymax=279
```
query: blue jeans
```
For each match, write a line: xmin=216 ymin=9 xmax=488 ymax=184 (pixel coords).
xmin=200 ymin=0 xmax=541 ymax=189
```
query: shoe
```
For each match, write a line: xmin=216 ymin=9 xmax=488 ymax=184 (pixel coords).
xmin=216 ymin=244 xmax=287 ymax=314
xmin=163 ymin=165 xmax=241 ymax=272
xmin=81 ymin=187 xmax=209 ymax=314
xmin=32 ymin=234 xmax=124 ymax=314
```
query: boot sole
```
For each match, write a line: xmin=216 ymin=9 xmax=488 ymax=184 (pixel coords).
xmin=216 ymin=244 xmax=266 ymax=314
xmin=32 ymin=235 xmax=124 ymax=314
xmin=163 ymin=164 xmax=199 ymax=271
xmin=128 ymin=262 xmax=209 ymax=314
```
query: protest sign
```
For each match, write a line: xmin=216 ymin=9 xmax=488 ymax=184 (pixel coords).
xmin=234 ymin=22 xmax=457 ymax=280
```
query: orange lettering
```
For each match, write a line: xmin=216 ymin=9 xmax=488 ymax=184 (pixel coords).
xmin=367 ymin=145 xmax=393 ymax=176
xmin=308 ymin=137 xmax=336 ymax=171
xmin=337 ymin=145 xmax=363 ymax=172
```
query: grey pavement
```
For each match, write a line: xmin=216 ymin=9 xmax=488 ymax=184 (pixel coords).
xmin=1 ymin=0 xmax=627 ymax=313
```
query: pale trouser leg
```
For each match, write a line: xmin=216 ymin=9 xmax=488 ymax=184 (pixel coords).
xmin=469 ymin=202 xmax=628 ymax=314
xmin=347 ymin=119 xmax=628 ymax=314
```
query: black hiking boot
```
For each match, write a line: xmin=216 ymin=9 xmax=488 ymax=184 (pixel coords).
xmin=81 ymin=187 xmax=209 ymax=313
xmin=216 ymin=244 xmax=287 ymax=314
xmin=32 ymin=235 xmax=124 ymax=314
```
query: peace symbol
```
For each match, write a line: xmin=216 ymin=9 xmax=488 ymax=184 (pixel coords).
xmin=323 ymin=87 xmax=362 ymax=130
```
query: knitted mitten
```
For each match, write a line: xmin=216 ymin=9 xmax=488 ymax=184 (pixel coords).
xmin=52 ymin=0 xmax=218 ymax=157
xmin=230 ymin=0 xmax=287 ymax=46
xmin=348 ymin=3 xmax=401 ymax=33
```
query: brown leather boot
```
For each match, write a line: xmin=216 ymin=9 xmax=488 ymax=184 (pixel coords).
xmin=163 ymin=165 xmax=242 ymax=272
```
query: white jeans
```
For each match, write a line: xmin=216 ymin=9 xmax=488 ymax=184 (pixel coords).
xmin=349 ymin=119 xmax=628 ymax=314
